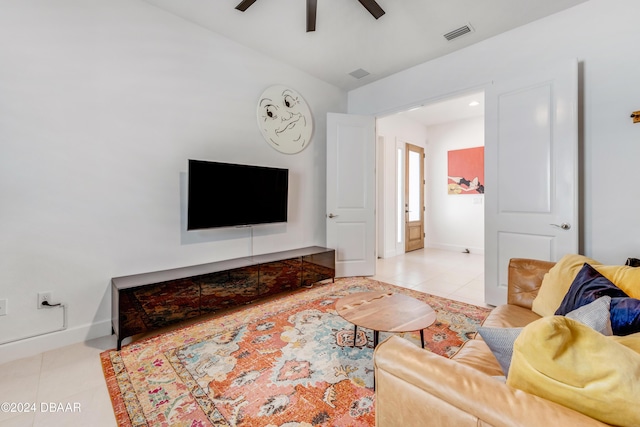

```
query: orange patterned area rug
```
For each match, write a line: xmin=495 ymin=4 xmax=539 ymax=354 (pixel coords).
xmin=101 ymin=277 xmax=490 ymax=427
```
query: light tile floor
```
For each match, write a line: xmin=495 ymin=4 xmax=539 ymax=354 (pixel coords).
xmin=0 ymin=248 xmax=487 ymax=427
xmin=372 ymin=248 xmax=490 ymax=309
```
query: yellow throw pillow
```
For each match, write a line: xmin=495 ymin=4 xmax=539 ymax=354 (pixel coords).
xmin=507 ymin=316 xmax=640 ymax=426
xmin=531 ymin=254 xmax=600 ymax=317
xmin=594 ymin=264 xmax=640 ymax=299
xmin=612 ymin=332 xmax=640 ymax=353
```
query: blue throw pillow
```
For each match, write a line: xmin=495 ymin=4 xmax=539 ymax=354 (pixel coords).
xmin=555 ymin=263 xmax=640 ymax=335
xmin=610 ymin=298 xmax=640 ymax=336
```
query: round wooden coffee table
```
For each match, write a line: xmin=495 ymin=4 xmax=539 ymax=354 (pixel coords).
xmin=336 ymin=291 xmax=437 ymax=348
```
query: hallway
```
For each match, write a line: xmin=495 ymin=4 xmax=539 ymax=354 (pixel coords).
xmin=372 ymin=248 xmax=490 ymax=308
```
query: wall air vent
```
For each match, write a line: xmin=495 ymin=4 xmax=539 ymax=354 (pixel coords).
xmin=443 ymin=23 xmax=474 ymax=41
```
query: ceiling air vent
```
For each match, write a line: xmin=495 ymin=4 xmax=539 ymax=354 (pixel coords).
xmin=349 ymin=68 xmax=371 ymax=79
xmin=443 ymin=23 xmax=474 ymax=42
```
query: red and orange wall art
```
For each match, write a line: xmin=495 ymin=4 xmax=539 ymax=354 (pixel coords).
xmin=447 ymin=146 xmax=484 ymax=195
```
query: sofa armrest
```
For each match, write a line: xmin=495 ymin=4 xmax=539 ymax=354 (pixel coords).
xmin=374 ymin=336 xmax=608 ymax=427
xmin=507 ymin=258 xmax=555 ymax=309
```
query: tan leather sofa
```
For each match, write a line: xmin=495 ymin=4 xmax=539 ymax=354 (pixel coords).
xmin=374 ymin=258 xmax=611 ymax=427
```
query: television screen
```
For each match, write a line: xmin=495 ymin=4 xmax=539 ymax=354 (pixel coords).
xmin=187 ymin=160 xmax=289 ymax=230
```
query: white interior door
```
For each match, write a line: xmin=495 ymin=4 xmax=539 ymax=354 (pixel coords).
xmin=326 ymin=112 xmax=376 ymax=277
xmin=485 ymin=59 xmax=579 ymax=306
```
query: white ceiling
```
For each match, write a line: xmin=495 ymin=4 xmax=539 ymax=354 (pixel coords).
xmin=143 ymin=0 xmax=588 ymax=91
xmin=393 ymin=91 xmax=485 ymax=127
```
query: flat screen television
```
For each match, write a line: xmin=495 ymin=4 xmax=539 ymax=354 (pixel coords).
xmin=187 ymin=159 xmax=289 ymax=230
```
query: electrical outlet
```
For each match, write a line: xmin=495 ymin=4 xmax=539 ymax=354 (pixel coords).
xmin=0 ymin=299 xmax=7 ymax=316
xmin=37 ymin=292 xmax=52 ymax=309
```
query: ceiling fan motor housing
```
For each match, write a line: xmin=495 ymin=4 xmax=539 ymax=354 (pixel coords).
xmin=235 ymin=0 xmax=385 ymax=32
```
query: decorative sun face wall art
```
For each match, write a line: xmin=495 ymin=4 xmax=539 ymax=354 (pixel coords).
xmin=447 ymin=146 xmax=485 ymax=195
xmin=257 ymin=85 xmax=313 ymax=154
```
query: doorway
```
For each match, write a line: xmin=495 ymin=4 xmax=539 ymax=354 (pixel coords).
xmin=405 ymin=143 xmax=424 ymax=252
xmin=375 ymin=91 xmax=485 ymax=259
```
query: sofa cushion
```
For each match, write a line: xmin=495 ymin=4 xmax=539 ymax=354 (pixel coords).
xmin=531 ymin=254 xmax=600 ymax=316
xmin=555 ymin=263 xmax=640 ymax=336
xmin=480 ymin=303 xmax=541 ymax=329
xmin=451 ymin=339 xmax=504 ymax=377
xmin=507 ymin=316 xmax=640 ymax=426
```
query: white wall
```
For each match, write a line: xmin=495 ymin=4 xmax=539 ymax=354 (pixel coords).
xmin=0 ymin=0 xmax=346 ymax=363
xmin=426 ymin=117 xmax=484 ymax=253
xmin=376 ymin=114 xmax=429 ymax=258
xmin=349 ymin=0 xmax=640 ymax=265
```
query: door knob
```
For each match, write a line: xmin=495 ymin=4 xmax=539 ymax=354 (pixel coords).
xmin=550 ymin=223 xmax=571 ymax=230
xmin=327 ymin=213 xmax=338 ymax=218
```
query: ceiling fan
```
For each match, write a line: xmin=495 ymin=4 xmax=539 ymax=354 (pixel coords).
xmin=235 ymin=0 xmax=385 ymax=32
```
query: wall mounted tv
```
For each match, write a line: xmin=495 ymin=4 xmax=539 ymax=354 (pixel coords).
xmin=187 ymin=159 xmax=289 ymax=230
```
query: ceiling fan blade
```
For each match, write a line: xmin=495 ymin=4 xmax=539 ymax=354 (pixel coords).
xmin=235 ymin=0 xmax=258 ymax=12
xmin=306 ymin=0 xmax=317 ymax=32
xmin=357 ymin=0 xmax=385 ymax=19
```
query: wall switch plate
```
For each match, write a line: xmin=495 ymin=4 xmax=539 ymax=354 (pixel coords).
xmin=0 ymin=299 xmax=7 ymax=316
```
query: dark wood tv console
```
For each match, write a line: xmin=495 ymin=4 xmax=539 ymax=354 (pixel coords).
xmin=111 ymin=246 xmax=335 ymax=350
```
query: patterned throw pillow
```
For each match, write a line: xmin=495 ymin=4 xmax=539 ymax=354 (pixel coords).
xmin=565 ymin=295 xmax=612 ymax=336
xmin=477 ymin=327 xmax=522 ymax=376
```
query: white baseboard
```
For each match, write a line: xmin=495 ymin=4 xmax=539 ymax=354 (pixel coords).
xmin=379 ymin=245 xmax=484 ymax=258
xmin=379 ymin=248 xmax=398 ymax=259
xmin=0 ymin=319 xmax=113 ymax=366
xmin=427 ymin=243 xmax=485 ymax=255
